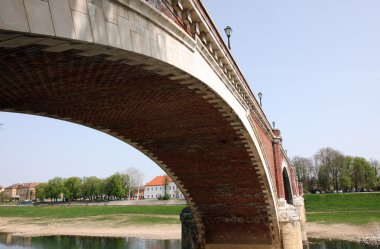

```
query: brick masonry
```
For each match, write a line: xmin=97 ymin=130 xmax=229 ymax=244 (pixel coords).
xmin=0 ymin=0 xmax=303 ymax=247
xmin=0 ymin=43 xmax=274 ymax=246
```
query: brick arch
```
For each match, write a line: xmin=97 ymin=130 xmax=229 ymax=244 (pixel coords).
xmin=282 ymin=167 xmax=293 ymax=205
xmin=0 ymin=41 xmax=279 ymax=248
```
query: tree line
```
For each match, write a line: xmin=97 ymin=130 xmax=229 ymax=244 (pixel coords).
xmin=292 ymin=147 xmax=380 ymax=193
xmin=35 ymin=167 xmax=144 ymax=202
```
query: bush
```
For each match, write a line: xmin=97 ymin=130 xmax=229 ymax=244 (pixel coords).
xmin=157 ymin=194 xmax=170 ymax=200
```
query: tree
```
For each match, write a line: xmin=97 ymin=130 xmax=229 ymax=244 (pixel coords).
xmin=125 ymin=167 xmax=144 ymax=199
xmin=104 ymin=173 xmax=125 ymax=199
xmin=317 ymin=165 xmax=330 ymax=190
xmin=339 ymin=156 xmax=353 ymax=191
xmin=35 ymin=183 xmax=47 ymax=202
xmin=351 ymin=157 xmax=376 ymax=190
xmin=291 ymin=156 xmax=313 ymax=191
xmin=314 ymin=147 xmax=344 ymax=191
xmin=363 ymin=162 xmax=376 ymax=189
xmin=81 ymin=176 xmax=103 ymax=201
xmin=163 ymin=175 xmax=171 ymax=200
xmin=120 ymin=173 xmax=131 ymax=197
xmin=370 ymin=159 xmax=380 ymax=178
xmin=0 ymin=191 xmax=6 ymax=202
xmin=45 ymin=177 xmax=65 ymax=202
xmin=63 ymin=177 xmax=82 ymax=201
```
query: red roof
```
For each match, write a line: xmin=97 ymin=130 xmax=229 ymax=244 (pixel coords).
xmin=145 ymin=176 xmax=173 ymax=186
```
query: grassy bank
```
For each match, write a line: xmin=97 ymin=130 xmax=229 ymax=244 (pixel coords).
xmin=0 ymin=205 xmax=186 ymax=219
xmin=304 ymin=192 xmax=380 ymax=224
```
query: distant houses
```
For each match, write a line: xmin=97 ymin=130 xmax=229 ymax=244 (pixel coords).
xmin=144 ymin=176 xmax=184 ymax=199
xmin=1 ymin=183 xmax=40 ymax=201
xmin=1 ymin=177 xmax=184 ymax=202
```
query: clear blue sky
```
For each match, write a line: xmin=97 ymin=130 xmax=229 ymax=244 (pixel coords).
xmin=1 ymin=0 xmax=380 ymax=187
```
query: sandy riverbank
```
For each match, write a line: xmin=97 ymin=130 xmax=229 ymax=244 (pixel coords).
xmin=307 ymin=222 xmax=380 ymax=246
xmin=0 ymin=216 xmax=181 ymax=240
xmin=1 ymin=217 xmax=379 ymax=246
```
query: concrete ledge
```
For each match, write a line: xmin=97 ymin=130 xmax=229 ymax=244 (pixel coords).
xmin=206 ymin=244 xmax=275 ymax=249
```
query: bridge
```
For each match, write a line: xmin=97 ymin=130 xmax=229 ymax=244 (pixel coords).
xmin=0 ymin=0 xmax=307 ymax=248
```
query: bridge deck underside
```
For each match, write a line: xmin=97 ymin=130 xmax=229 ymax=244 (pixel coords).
xmin=0 ymin=44 xmax=274 ymax=246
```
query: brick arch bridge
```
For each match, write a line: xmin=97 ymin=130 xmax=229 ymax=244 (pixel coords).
xmin=0 ymin=0 xmax=307 ymax=248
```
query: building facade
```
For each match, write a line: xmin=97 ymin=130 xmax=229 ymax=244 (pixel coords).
xmin=144 ymin=176 xmax=184 ymax=199
xmin=3 ymin=183 xmax=39 ymax=201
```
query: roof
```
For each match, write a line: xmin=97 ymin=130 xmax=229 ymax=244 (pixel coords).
xmin=5 ymin=183 xmax=40 ymax=189
xmin=5 ymin=183 xmax=20 ymax=189
xmin=145 ymin=176 xmax=173 ymax=186
xmin=18 ymin=183 xmax=40 ymax=188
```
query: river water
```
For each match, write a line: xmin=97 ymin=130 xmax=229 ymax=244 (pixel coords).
xmin=0 ymin=233 xmax=180 ymax=249
xmin=0 ymin=234 xmax=378 ymax=249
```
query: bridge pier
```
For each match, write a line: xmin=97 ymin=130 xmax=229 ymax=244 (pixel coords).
xmin=293 ymin=197 xmax=308 ymax=248
xmin=180 ymin=207 xmax=200 ymax=249
xmin=278 ymin=199 xmax=305 ymax=249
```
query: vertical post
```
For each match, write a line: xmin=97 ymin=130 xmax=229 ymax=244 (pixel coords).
xmin=293 ymin=196 xmax=309 ymax=249
xmin=180 ymin=207 xmax=199 ymax=249
xmin=272 ymin=129 xmax=285 ymax=199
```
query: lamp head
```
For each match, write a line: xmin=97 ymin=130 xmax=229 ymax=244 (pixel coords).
xmin=224 ymin=26 xmax=232 ymax=37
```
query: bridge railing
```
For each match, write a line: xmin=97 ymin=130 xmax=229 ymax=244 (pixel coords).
xmin=142 ymin=0 xmax=274 ymax=138
xmin=145 ymin=0 xmax=193 ymax=37
xmin=142 ymin=0 xmax=299 ymax=200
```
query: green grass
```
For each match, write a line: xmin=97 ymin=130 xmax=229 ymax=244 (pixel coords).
xmin=0 ymin=201 xmax=17 ymax=205
xmin=127 ymin=216 xmax=180 ymax=224
xmin=0 ymin=205 xmax=187 ymax=219
xmin=304 ymin=192 xmax=380 ymax=224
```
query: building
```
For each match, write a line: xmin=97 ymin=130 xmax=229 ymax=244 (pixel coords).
xmin=3 ymin=184 xmax=18 ymax=200
xmin=3 ymin=183 xmax=40 ymax=201
xmin=130 ymin=187 xmax=145 ymax=200
xmin=17 ymin=183 xmax=39 ymax=200
xmin=144 ymin=176 xmax=184 ymax=199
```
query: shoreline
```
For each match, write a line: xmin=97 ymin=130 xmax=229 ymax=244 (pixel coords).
xmin=1 ymin=217 xmax=379 ymax=246
xmin=306 ymin=222 xmax=380 ymax=247
xmin=0 ymin=216 xmax=181 ymax=240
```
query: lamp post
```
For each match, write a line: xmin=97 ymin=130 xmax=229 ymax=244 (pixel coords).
xmin=224 ymin=26 xmax=232 ymax=50
xmin=258 ymin=92 xmax=263 ymax=107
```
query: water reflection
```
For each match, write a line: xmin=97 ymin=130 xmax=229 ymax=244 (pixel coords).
xmin=0 ymin=233 xmax=180 ymax=249
xmin=2 ymin=234 xmax=378 ymax=249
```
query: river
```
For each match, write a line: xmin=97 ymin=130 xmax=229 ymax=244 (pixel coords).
xmin=0 ymin=234 xmax=378 ymax=249
xmin=0 ymin=233 xmax=180 ymax=249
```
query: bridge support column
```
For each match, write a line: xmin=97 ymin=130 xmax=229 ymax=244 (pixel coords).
xmin=278 ymin=199 xmax=303 ymax=249
xmin=293 ymin=196 xmax=308 ymax=248
xmin=180 ymin=207 xmax=200 ymax=249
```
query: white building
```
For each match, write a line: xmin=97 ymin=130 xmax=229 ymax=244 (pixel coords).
xmin=144 ymin=176 xmax=184 ymax=199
